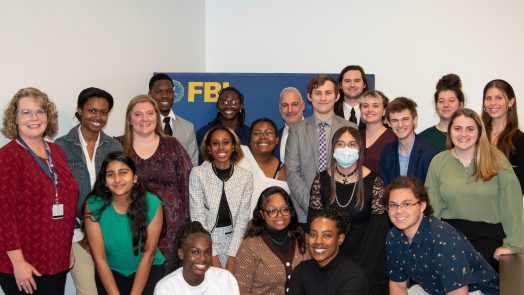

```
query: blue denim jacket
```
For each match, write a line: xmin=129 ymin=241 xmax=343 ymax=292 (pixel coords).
xmin=55 ymin=125 xmax=122 ymax=217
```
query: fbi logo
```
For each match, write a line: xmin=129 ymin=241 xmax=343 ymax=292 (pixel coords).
xmin=172 ymin=80 xmax=184 ymax=102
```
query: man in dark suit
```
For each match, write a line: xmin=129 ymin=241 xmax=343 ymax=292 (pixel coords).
xmin=149 ymin=73 xmax=198 ymax=166
xmin=334 ymin=65 xmax=368 ymax=130
xmin=286 ymin=75 xmax=357 ymax=225
xmin=380 ymin=97 xmax=437 ymax=185
xmin=273 ymin=87 xmax=305 ymax=162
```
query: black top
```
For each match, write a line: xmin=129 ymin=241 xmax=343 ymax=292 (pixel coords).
xmin=308 ymin=171 xmax=389 ymax=295
xmin=509 ymin=130 xmax=524 ymax=192
xmin=288 ymin=254 xmax=369 ymax=295
xmin=214 ymin=165 xmax=233 ymax=227
xmin=263 ymin=226 xmax=289 ymax=255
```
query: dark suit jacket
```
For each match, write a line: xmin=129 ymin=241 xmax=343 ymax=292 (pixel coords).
xmin=379 ymin=135 xmax=437 ymax=186
xmin=273 ymin=126 xmax=285 ymax=160
xmin=285 ymin=115 xmax=356 ymax=223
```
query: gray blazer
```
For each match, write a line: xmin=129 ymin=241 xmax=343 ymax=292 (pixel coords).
xmin=189 ymin=161 xmax=254 ymax=257
xmin=285 ymin=115 xmax=354 ymax=223
xmin=171 ymin=115 xmax=198 ymax=167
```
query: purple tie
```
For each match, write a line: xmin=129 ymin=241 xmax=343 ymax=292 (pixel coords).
xmin=318 ymin=122 xmax=327 ymax=171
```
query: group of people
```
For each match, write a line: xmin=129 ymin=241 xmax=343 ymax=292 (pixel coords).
xmin=0 ymin=66 xmax=522 ymax=295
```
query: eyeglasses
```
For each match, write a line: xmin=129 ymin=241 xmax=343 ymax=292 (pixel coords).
xmin=218 ymin=99 xmax=241 ymax=106
xmin=252 ymin=130 xmax=276 ymax=138
xmin=17 ymin=109 xmax=47 ymax=119
xmin=263 ymin=207 xmax=291 ymax=218
xmin=387 ymin=201 xmax=421 ymax=211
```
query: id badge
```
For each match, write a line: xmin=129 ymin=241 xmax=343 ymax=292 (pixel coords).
xmin=52 ymin=204 xmax=64 ymax=219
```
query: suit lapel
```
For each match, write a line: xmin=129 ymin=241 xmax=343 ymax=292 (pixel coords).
xmin=407 ymin=137 xmax=420 ymax=175
xmin=305 ymin=118 xmax=319 ymax=166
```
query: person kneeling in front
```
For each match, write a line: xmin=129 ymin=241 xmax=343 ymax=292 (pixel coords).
xmin=384 ymin=176 xmax=499 ymax=295
xmin=287 ymin=208 xmax=369 ymax=294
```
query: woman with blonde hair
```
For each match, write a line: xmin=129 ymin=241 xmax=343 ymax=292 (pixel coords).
xmin=426 ymin=108 xmax=523 ymax=271
xmin=117 ymin=95 xmax=192 ymax=267
xmin=0 ymin=88 xmax=78 ymax=294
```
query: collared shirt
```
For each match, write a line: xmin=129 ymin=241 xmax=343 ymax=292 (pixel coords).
xmin=160 ymin=109 xmax=177 ymax=131
xmin=313 ymin=115 xmax=334 ymax=139
xmin=77 ymin=127 xmax=100 ymax=193
xmin=398 ymin=137 xmax=415 ymax=176
xmin=387 ymin=216 xmax=499 ymax=295
xmin=343 ymin=101 xmax=360 ymax=122
xmin=280 ymin=124 xmax=289 ymax=162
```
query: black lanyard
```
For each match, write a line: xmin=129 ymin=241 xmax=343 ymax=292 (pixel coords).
xmin=17 ymin=136 xmax=59 ymax=203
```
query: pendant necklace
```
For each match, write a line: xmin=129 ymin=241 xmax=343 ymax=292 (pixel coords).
xmin=335 ymin=165 xmax=358 ymax=184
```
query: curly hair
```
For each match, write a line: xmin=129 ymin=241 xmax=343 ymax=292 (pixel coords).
xmin=83 ymin=151 xmax=156 ymax=256
xmin=309 ymin=207 xmax=351 ymax=236
xmin=243 ymin=186 xmax=307 ymax=255
xmin=2 ymin=87 xmax=59 ymax=139
xmin=382 ymin=176 xmax=434 ymax=216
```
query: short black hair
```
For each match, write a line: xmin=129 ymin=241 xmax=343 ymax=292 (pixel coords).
xmin=309 ymin=207 xmax=351 ymax=235
xmin=149 ymin=73 xmax=174 ymax=91
xmin=76 ymin=87 xmax=114 ymax=120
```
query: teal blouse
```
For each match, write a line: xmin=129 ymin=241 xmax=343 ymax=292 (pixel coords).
xmin=87 ymin=192 xmax=165 ymax=276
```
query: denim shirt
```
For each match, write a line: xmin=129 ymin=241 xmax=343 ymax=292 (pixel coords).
xmin=55 ymin=125 xmax=122 ymax=216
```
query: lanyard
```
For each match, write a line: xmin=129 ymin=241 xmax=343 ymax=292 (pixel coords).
xmin=17 ymin=135 xmax=59 ymax=203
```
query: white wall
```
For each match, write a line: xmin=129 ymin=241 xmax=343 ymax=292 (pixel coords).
xmin=0 ymin=0 xmax=205 ymax=147
xmin=0 ymin=1 xmax=204 ymax=294
xmin=205 ymin=0 xmax=524 ymax=130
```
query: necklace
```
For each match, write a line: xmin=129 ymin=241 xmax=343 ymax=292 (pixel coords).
xmin=335 ymin=181 xmax=357 ymax=208
xmin=212 ymin=163 xmax=234 ymax=181
xmin=267 ymin=234 xmax=287 ymax=245
xmin=335 ymin=166 xmax=358 ymax=184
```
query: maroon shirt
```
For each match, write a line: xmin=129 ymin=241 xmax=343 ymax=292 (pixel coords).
xmin=0 ymin=140 xmax=78 ymax=274
xmin=116 ymin=136 xmax=192 ymax=266
xmin=361 ymin=128 xmax=396 ymax=174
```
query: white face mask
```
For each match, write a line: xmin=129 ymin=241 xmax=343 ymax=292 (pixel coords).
xmin=333 ymin=147 xmax=359 ymax=168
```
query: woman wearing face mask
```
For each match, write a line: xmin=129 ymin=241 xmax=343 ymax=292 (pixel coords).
xmin=307 ymin=126 xmax=389 ymax=295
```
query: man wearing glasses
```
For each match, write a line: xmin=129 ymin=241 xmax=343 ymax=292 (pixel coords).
xmin=384 ymin=176 xmax=499 ymax=295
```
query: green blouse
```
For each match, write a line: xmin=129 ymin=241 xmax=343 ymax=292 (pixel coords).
xmin=425 ymin=150 xmax=524 ymax=253
xmin=87 ymin=192 xmax=165 ymax=276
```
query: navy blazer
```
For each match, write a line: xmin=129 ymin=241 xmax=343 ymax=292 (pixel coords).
xmin=379 ymin=135 xmax=437 ymax=186
xmin=272 ymin=126 xmax=285 ymax=160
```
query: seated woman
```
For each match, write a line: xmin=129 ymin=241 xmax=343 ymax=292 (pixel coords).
xmin=234 ymin=186 xmax=308 ymax=294
xmin=359 ymin=90 xmax=395 ymax=173
xmin=189 ymin=126 xmax=254 ymax=272
xmin=420 ymin=73 xmax=465 ymax=152
xmin=238 ymin=118 xmax=289 ymax=214
xmin=84 ymin=151 xmax=165 ymax=295
xmin=482 ymin=79 xmax=524 ymax=191
xmin=196 ymin=87 xmax=250 ymax=162
xmin=307 ymin=126 xmax=389 ymax=295
xmin=154 ymin=221 xmax=240 ymax=295
xmin=426 ymin=108 xmax=523 ymax=271
xmin=288 ymin=208 xmax=369 ymax=295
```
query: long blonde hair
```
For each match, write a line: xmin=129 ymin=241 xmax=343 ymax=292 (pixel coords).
xmin=447 ymin=108 xmax=511 ymax=181
xmin=122 ymin=95 xmax=165 ymax=155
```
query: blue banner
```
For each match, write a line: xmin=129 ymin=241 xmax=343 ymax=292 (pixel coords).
xmin=164 ymin=72 xmax=375 ymax=131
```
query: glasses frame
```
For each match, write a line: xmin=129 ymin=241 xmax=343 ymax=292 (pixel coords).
xmin=17 ymin=109 xmax=47 ymax=119
xmin=263 ymin=207 xmax=291 ymax=218
xmin=252 ymin=130 xmax=276 ymax=138
xmin=386 ymin=200 xmax=421 ymax=211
